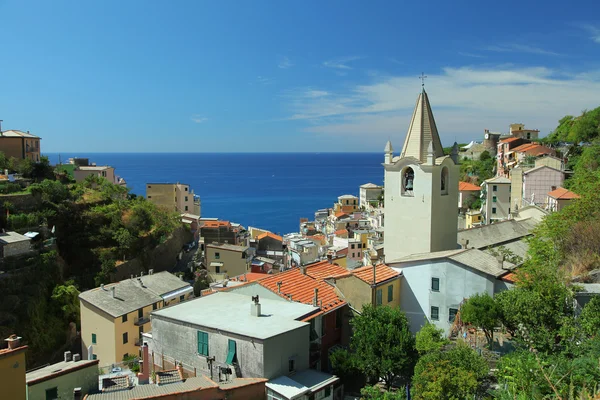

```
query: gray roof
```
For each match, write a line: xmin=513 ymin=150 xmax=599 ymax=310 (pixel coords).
xmin=484 ymin=176 xmax=511 ymax=184
xmin=79 ymin=272 xmax=191 ymax=318
xmin=26 ymin=359 xmax=98 ymax=384
xmin=338 ymin=194 xmax=358 ymax=199
xmin=0 ymin=231 xmax=31 ymax=244
xmin=577 ymin=284 xmax=600 ymax=295
xmin=360 ymin=183 xmax=382 ymax=189
xmin=390 ymin=248 xmax=515 ymax=278
xmin=0 ymin=129 xmax=40 ymax=139
xmin=151 ymin=292 xmax=317 ymax=340
xmin=457 ymin=218 xmax=537 ymax=250
xmin=206 ymin=243 xmax=248 ymax=252
xmin=86 ymin=375 xmax=218 ymax=399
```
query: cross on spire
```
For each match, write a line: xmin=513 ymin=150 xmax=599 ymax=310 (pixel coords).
xmin=419 ymin=72 xmax=427 ymax=91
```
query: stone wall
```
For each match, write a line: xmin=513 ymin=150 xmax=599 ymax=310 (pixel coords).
xmin=0 ymin=193 xmax=41 ymax=212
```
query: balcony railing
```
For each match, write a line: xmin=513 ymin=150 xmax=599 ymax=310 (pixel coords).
xmin=134 ymin=316 xmax=150 ymax=326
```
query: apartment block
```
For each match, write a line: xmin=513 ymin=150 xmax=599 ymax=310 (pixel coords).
xmin=0 ymin=128 xmax=41 ymax=162
xmin=146 ymin=182 xmax=201 ymax=215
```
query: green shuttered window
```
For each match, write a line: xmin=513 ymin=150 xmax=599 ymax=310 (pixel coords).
xmin=387 ymin=284 xmax=393 ymax=302
xmin=376 ymin=289 xmax=382 ymax=305
xmin=197 ymin=331 xmax=209 ymax=356
xmin=226 ymin=339 xmax=237 ymax=364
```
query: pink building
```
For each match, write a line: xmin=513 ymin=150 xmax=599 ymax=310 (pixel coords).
xmin=522 ymin=165 xmax=565 ymax=206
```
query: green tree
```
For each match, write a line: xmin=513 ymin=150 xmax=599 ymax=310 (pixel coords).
xmin=51 ymin=281 xmax=81 ymax=324
xmin=113 ymin=228 xmax=134 ymax=260
xmin=336 ymin=305 xmax=417 ymax=389
xmin=479 ymin=150 xmax=491 ymax=161
xmin=460 ymin=293 xmax=499 ymax=348
xmin=360 ymin=385 xmax=406 ymax=399
xmin=415 ymin=321 xmax=447 ymax=355
xmin=579 ymin=296 xmax=600 ymax=337
xmin=412 ymin=343 xmax=488 ymax=400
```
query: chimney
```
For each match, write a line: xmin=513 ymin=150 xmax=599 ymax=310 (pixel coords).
xmin=460 ymin=238 xmax=470 ymax=249
xmin=137 ymin=343 xmax=150 ymax=384
xmin=5 ymin=334 xmax=21 ymax=349
xmin=73 ymin=354 xmax=81 ymax=362
xmin=149 ymin=269 xmax=154 ymax=275
xmin=373 ymin=265 xmax=377 ymax=286
xmin=497 ymin=254 xmax=505 ymax=269
xmin=73 ymin=387 xmax=82 ymax=400
xmin=131 ymin=274 xmax=134 ymax=280
xmin=276 ymin=281 xmax=282 ymax=293
xmin=313 ymin=288 xmax=319 ymax=307
xmin=111 ymin=287 xmax=116 ymax=298
xmin=251 ymin=295 xmax=261 ymax=317
xmin=64 ymin=351 xmax=72 ymax=362
xmin=300 ymin=266 xmax=306 ymax=275
xmin=176 ymin=362 xmax=184 ymax=379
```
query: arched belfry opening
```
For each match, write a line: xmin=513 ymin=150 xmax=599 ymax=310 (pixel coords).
xmin=441 ymin=167 xmax=449 ymax=195
xmin=402 ymin=167 xmax=414 ymax=196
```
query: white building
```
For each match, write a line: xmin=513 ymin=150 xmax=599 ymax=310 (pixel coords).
xmin=359 ymin=183 xmax=383 ymax=209
xmin=383 ymin=88 xmax=460 ymax=261
xmin=482 ymin=176 xmax=511 ymax=224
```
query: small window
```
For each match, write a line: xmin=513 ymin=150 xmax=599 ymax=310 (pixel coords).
xmin=441 ymin=167 xmax=449 ymax=195
xmin=92 ymin=354 xmax=97 ymax=360
xmin=387 ymin=284 xmax=394 ymax=302
xmin=431 ymin=277 xmax=440 ymax=291
xmin=185 ymin=187 xmax=188 ymax=191
xmin=123 ymin=332 xmax=128 ymax=344
xmin=226 ymin=339 xmax=237 ymax=364
xmin=352 ymin=253 xmax=355 ymax=258
xmin=179 ymin=295 xmax=185 ymax=302
xmin=92 ymin=333 xmax=97 ymax=344
xmin=45 ymin=387 xmax=58 ymax=400
xmin=431 ymin=306 xmax=439 ymax=320
xmin=335 ymin=308 xmax=342 ymax=329
xmin=351 ymin=244 xmax=355 ymax=249
xmin=185 ymin=206 xmax=189 ymax=211
xmin=122 ymin=314 xmax=128 ymax=323
xmin=376 ymin=289 xmax=383 ymax=305
xmin=493 ymin=185 xmax=498 ymax=192
xmin=148 ymin=185 xmax=152 ymax=188
xmin=492 ymin=196 xmax=497 ymax=203
xmin=288 ymin=358 xmax=296 ymax=372
xmin=215 ymin=252 xmax=220 ymax=259
xmin=449 ymin=308 xmax=458 ymax=322
xmin=153 ymin=303 xmax=157 ymax=311
xmin=325 ymin=387 xmax=332 ymax=397
xmin=197 ymin=331 xmax=209 ymax=356
xmin=492 ymin=207 xmax=497 ymax=214
xmin=215 ymin=265 xmax=220 ymax=273
xmin=185 ymin=196 xmax=188 ymax=201
xmin=138 ymin=309 xmax=143 ymax=318
xmin=147 ymin=196 xmax=152 ymax=199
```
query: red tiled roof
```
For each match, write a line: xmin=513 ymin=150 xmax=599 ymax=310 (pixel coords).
xmin=334 ymin=229 xmax=348 ymax=236
xmin=548 ymin=187 xmax=580 ymax=200
xmin=350 ymin=264 xmax=400 ymax=285
xmin=309 ymin=234 xmax=325 ymax=240
xmin=334 ymin=211 xmax=349 ymax=219
xmin=500 ymin=137 xmax=520 ymax=143
xmin=231 ymin=272 xmax=269 ymax=283
xmin=257 ymin=232 xmax=283 ymax=242
xmin=259 ymin=268 xmax=346 ymax=318
xmin=458 ymin=181 xmax=481 ymax=191
xmin=305 ymin=260 xmax=348 ymax=281
xmin=501 ymin=272 xmax=518 ymax=283
xmin=512 ymin=143 xmax=538 ymax=152
xmin=203 ymin=221 xmax=231 ymax=228
xmin=0 ymin=345 xmax=27 ymax=360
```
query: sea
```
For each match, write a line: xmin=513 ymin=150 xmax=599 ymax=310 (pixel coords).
xmin=46 ymin=153 xmax=384 ymax=235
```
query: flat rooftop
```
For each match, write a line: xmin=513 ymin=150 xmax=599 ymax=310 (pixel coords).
xmin=0 ymin=231 xmax=31 ymax=244
xmin=152 ymin=292 xmax=318 ymax=339
xmin=26 ymin=359 xmax=98 ymax=385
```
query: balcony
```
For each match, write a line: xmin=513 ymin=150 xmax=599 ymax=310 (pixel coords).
xmin=25 ymin=146 xmax=38 ymax=153
xmin=134 ymin=316 xmax=150 ymax=326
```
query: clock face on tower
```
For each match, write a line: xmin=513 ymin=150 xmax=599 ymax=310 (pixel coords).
xmin=485 ymin=133 xmax=489 ymax=139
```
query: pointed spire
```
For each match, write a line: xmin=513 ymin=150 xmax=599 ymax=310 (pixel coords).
xmin=400 ymin=90 xmax=445 ymax=163
xmin=384 ymin=140 xmax=393 ymax=153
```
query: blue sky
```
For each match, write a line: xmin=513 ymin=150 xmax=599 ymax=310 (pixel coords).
xmin=1 ymin=1 xmax=599 ymax=152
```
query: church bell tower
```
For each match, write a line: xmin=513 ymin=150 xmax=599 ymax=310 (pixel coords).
xmin=383 ymin=88 xmax=459 ymax=262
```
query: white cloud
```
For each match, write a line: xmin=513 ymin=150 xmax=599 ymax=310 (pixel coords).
xmin=281 ymin=66 xmax=600 ymax=146
xmin=323 ymin=56 xmax=363 ymax=70
xmin=278 ymin=56 xmax=293 ymax=69
xmin=483 ymin=44 xmax=561 ymax=56
xmin=253 ymin=76 xmax=275 ymax=85
xmin=581 ymin=24 xmax=600 ymax=43
xmin=191 ymin=115 xmax=208 ymax=123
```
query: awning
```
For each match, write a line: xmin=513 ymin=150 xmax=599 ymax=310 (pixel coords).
xmin=24 ymin=232 xmax=39 ymax=239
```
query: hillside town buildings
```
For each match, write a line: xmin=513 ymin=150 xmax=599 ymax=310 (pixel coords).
xmin=0 ymin=126 xmax=41 ymax=162
xmin=146 ymin=182 xmax=201 ymax=215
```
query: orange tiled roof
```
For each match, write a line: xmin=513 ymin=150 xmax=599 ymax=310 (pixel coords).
xmin=305 ymin=260 xmax=348 ymax=280
xmin=500 ymin=137 xmax=521 ymax=143
xmin=257 ymin=232 xmax=283 ymax=242
xmin=231 ymin=272 xmax=269 ymax=282
xmin=259 ymin=268 xmax=346 ymax=318
xmin=0 ymin=345 xmax=27 ymax=359
xmin=458 ymin=181 xmax=481 ymax=191
xmin=512 ymin=143 xmax=537 ymax=153
xmin=203 ymin=221 xmax=231 ymax=228
xmin=309 ymin=234 xmax=325 ymax=240
xmin=334 ymin=211 xmax=349 ymax=219
xmin=548 ymin=187 xmax=580 ymax=200
xmin=501 ymin=272 xmax=518 ymax=283
xmin=334 ymin=229 xmax=348 ymax=236
xmin=524 ymin=146 xmax=554 ymax=156
xmin=351 ymin=264 xmax=400 ymax=285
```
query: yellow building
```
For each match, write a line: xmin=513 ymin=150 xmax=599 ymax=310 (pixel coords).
xmin=79 ymin=271 xmax=193 ymax=366
xmin=0 ymin=129 xmax=41 ymax=162
xmin=204 ymin=243 xmax=250 ymax=278
xmin=330 ymin=264 xmax=401 ymax=312
xmin=334 ymin=194 xmax=359 ymax=213
xmin=0 ymin=335 xmax=27 ymax=400
xmin=465 ymin=209 xmax=483 ymax=229
xmin=146 ymin=182 xmax=201 ymax=215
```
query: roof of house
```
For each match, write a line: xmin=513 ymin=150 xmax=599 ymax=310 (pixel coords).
xmin=360 ymin=183 xmax=382 ymax=189
xmin=266 ymin=370 xmax=339 ymax=399
xmin=206 ymin=243 xmax=248 ymax=252
xmin=26 ymin=359 xmax=99 ymax=385
xmin=457 ymin=218 xmax=537 ymax=250
xmin=334 ymin=229 xmax=348 ymax=236
xmin=77 ymin=165 xmax=112 ymax=171
xmin=547 ymin=187 xmax=580 ymax=200
xmin=231 ymin=272 xmax=269 ymax=283
xmin=334 ymin=211 xmax=349 ymax=218
xmin=202 ymin=220 xmax=231 ymax=228
xmin=347 ymin=264 xmax=400 ymax=285
xmin=0 ymin=345 xmax=27 ymax=360
xmin=390 ymin=248 xmax=514 ymax=278
xmin=522 ymin=165 xmax=564 ymax=175
xmin=0 ymin=231 xmax=31 ymax=244
xmin=499 ymin=137 xmax=521 ymax=143
xmin=304 ymin=260 xmax=348 ymax=281
xmin=484 ymin=176 xmax=511 ymax=184
xmin=257 ymin=232 xmax=283 ymax=242
xmin=259 ymin=268 xmax=346 ymax=318
xmin=458 ymin=181 xmax=481 ymax=191
xmin=338 ymin=194 xmax=358 ymax=199
xmin=0 ymin=129 xmax=40 ymax=139
xmin=151 ymin=292 xmax=317 ymax=339
xmin=78 ymin=271 xmax=191 ymax=318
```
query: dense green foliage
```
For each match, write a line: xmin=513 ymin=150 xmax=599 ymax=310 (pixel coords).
xmin=415 ymin=321 xmax=447 ymax=355
xmin=545 ymin=106 xmax=600 ymax=144
xmin=460 ymin=293 xmax=499 ymax=348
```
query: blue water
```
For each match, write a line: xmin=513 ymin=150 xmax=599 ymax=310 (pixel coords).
xmin=46 ymin=153 xmax=384 ymax=235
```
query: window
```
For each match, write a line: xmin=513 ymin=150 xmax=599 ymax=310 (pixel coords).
xmin=179 ymin=295 xmax=185 ymax=302
xmin=122 ymin=314 xmax=128 ymax=323
xmin=376 ymin=289 xmax=383 ymax=305
xmin=185 ymin=206 xmax=188 ymax=211
xmin=352 ymin=253 xmax=355 ymax=258
xmin=335 ymin=308 xmax=342 ymax=329
xmin=431 ymin=277 xmax=440 ymax=291
xmin=92 ymin=333 xmax=97 ymax=344
xmin=493 ymin=185 xmax=498 ymax=192
xmin=492 ymin=207 xmax=497 ymax=214
xmin=387 ymin=284 xmax=394 ymax=302
xmin=215 ymin=265 xmax=220 ymax=273
xmin=288 ymin=357 xmax=296 ymax=372
xmin=449 ymin=308 xmax=458 ymax=322
xmin=197 ymin=331 xmax=209 ymax=356
xmin=185 ymin=187 xmax=188 ymax=191
xmin=357 ymin=243 xmax=362 ymax=248
xmin=508 ymin=208 xmax=511 ymax=214
xmin=226 ymin=339 xmax=237 ymax=364
xmin=45 ymin=387 xmax=58 ymax=400
xmin=123 ymin=332 xmax=128 ymax=344
xmin=153 ymin=303 xmax=157 ymax=310
xmin=431 ymin=306 xmax=439 ymax=320
xmin=215 ymin=252 xmax=220 ymax=259
xmin=185 ymin=196 xmax=188 ymax=201
xmin=92 ymin=354 xmax=97 ymax=360
xmin=492 ymin=196 xmax=497 ymax=203
xmin=441 ymin=167 xmax=449 ymax=195
xmin=325 ymin=386 xmax=332 ymax=397
xmin=138 ymin=309 xmax=143 ymax=318
xmin=358 ymin=251 xmax=361 ymax=257
xmin=402 ymin=167 xmax=415 ymax=196
xmin=351 ymin=244 xmax=355 ymax=249
xmin=147 ymin=196 xmax=152 ymax=199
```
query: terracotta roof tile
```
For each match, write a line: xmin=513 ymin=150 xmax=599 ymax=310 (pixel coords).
xmin=334 ymin=211 xmax=349 ymax=219
xmin=257 ymin=232 xmax=283 ymax=242
xmin=458 ymin=181 xmax=481 ymax=191
xmin=350 ymin=264 xmax=400 ymax=285
xmin=259 ymin=268 xmax=345 ymax=318
xmin=0 ymin=345 xmax=27 ymax=359
xmin=231 ymin=272 xmax=269 ymax=282
xmin=305 ymin=260 xmax=348 ymax=280
xmin=334 ymin=229 xmax=348 ymax=236
xmin=500 ymin=137 xmax=520 ymax=143
xmin=548 ymin=187 xmax=580 ymax=200
xmin=203 ymin=221 xmax=231 ymax=228
xmin=512 ymin=143 xmax=538 ymax=152
xmin=501 ymin=272 xmax=518 ymax=283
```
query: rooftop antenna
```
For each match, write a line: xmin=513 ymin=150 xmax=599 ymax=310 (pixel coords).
xmin=419 ymin=72 xmax=427 ymax=92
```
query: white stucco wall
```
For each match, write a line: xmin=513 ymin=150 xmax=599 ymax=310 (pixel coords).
xmin=392 ymin=259 xmax=495 ymax=335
